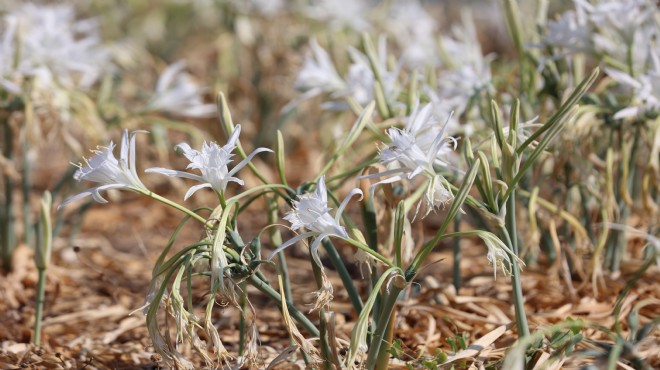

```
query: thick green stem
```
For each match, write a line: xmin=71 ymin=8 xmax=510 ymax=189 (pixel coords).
xmin=452 ymin=215 xmax=462 ymax=292
xmin=2 ymin=117 xmax=15 ymax=271
xmin=246 ymin=274 xmax=319 ymax=337
xmin=365 ymin=282 xmax=403 ymax=369
xmin=238 ymin=280 xmax=248 ymax=357
xmin=33 ymin=268 xmax=46 ymax=345
xmin=322 ymin=239 xmax=364 ymax=314
xmin=374 ymin=311 xmax=395 ymax=370
xmin=503 ymin=194 xmax=530 ymax=339
xmin=22 ymin=138 xmax=31 ymax=245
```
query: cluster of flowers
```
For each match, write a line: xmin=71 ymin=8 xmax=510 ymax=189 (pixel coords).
xmin=539 ymin=0 xmax=659 ymax=119
xmin=0 ymin=3 xmax=110 ymax=93
xmin=0 ymin=3 xmax=214 ymax=120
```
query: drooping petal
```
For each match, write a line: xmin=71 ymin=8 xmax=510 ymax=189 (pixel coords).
xmin=227 ymin=148 xmax=274 ymax=177
xmin=335 ymin=188 xmax=363 ymax=224
xmin=268 ymin=232 xmax=316 ymax=260
xmin=145 ymin=167 xmax=205 ymax=182
xmin=183 ymin=183 xmax=213 ymax=201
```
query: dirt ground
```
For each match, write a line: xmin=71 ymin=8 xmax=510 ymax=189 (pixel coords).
xmin=1 ymin=188 xmax=658 ymax=369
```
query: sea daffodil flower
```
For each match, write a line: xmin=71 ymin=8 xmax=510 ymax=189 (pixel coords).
xmin=362 ymin=103 xmax=457 ymax=214
xmin=146 ymin=125 xmax=272 ymax=200
xmin=269 ymin=175 xmax=362 ymax=268
xmin=59 ymin=130 xmax=148 ymax=208
xmin=146 ymin=60 xmax=216 ymax=118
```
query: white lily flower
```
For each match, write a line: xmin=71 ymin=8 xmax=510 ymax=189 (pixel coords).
xmin=146 ymin=61 xmax=216 ymax=118
xmin=269 ymin=176 xmax=362 ymax=268
xmin=59 ymin=130 xmax=148 ymax=209
xmin=304 ymin=0 xmax=371 ymax=32
xmin=294 ymin=38 xmax=346 ymax=95
xmin=433 ymin=12 xmax=493 ymax=122
xmin=344 ymin=38 xmax=402 ymax=108
xmin=362 ymin=103 xmax=458 ymax=213
xmin=146 ymin=125 xmax=272 ymax=200
xmin=541 ymin=9 xmax=592 ymax=55
xmin=605 ymin=49 xmax=660 ymax=119
xmin=387 ymin=0 xmax=438 ymax=68
xmin=2 ymin=3 xmax=111 ymax=91
xmin=577 ymin=0 xmax=655 ymax=44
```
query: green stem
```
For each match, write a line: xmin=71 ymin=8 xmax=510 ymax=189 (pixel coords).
xmin=503 ymin=194 xmax=530 ymax=339
xmin=322 ymin=239 xmax=364 ymax=314
xmin=143 ymin=191 xmax=210 ymax=227
xmin=238 ymin=280 xmax=247 ymax=357
xmin=268 ymin=197 xmax=293 ymax=302
xmin=22 ymin=138 xmax=31 ymax=245
xmin=246 ymin=274 xmax=319 ymax=337
xmin=340 ymin=237 xmax=395 ymax=268
xmin=2 ymin=117 xmax=15 ymax=271
xmin=33 ymin=268 xmax=46 ymax=345
xmin=374 ymin=312 xmax=395 ymax=370
xmin=452 ymin=215 xmax=462 ymax=292
xmin=365 ymin=282 xmax=404 ymax=369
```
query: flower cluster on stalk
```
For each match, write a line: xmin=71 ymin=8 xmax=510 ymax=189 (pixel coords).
xmin=364 ymin=102 xmax=458 ymax=215
xmin=147 ymin=124 xmax=272 ymax=200
xmin=60 ymin=130 xmax=148 ymax=208
xmin=0 ymin=3 xmax=111 ymax=93
xmin=145 ymin=61 xmax=217 ymax=119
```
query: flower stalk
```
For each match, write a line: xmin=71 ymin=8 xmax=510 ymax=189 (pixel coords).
xmin=33 ymin=191 xmax=53 ymax=346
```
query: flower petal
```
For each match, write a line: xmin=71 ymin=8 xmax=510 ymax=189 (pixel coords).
xmin=183 ymin=183 xmax=213 ymax=200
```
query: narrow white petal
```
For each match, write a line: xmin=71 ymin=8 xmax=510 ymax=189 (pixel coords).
xmin=227 ymin=148 xmax=273 ymax=176
xmin=309 ymin=235 xmax=327 ymax=268
xmin=183 ymin=183 xmax=212 ymax=200
xmin=268 ymin=232 xmax=316 ymax=260
xmin=145 ymin=167 xmax=205 ymax=182
xmin=335 ymin=188 xmax=363 ymax=224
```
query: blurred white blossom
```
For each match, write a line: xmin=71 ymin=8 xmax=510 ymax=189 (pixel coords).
xmin=146 ymin=125 xmax=272 ymax=200
xmin=344 ymin=37 xmax=402 ymax=108
xmin=146 ymin=61 xmax=216 ymax=118
xmin=387 ymin=0 xmax=438 ymax=68
xmin=304 ymin=0 xmax=371 ymax=32
xmin=294 ymin=38 xmax=346 ymax=96
xmin=541 ymin=8 xmax=592 ymax=55
xmin=539 ymin=0 xmax=659 ymax=72
xmin=0 ymin=3 xmax=111 ymax=92
xmin=432 ymin=12 xmax=493 ymax=123
xmin=606 ymin=50 xmax=660 ymax=119
xmin=60 ymin=130 xmax=148 ymax=208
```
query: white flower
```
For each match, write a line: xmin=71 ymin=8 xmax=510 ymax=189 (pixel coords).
xmin=146 ymin=61 xmax=216 ymax=118
xmin=59 ymin=130 xmax=148 ymax=208
xmin=2 ymin=3 xmax=111 ymax=91
xmin=269 ymin=176 xmax=362 ymax=267
xmin=362 ymin=103 xmax=458 ymax=213
xmin=578 ymin=0 xmax=655 ymax=44
xmin=541 ymin=9 xmax=592 ymax=54
xmin=294 ymin=38 xmax=346 ymax=96
xmin=304 ymin=0 xmax=371 ymax=32
xmin=387 ymin=0 xmax=438 ymax=68
xmin=146 ymin=125 xmax=272 ymax=200
xmin=343 ymin=38 xmax=402 ymax=108
xmin=434 ymin=13 xmax=493 ymax=119
xmin=605 ymin=49 xmax=660 ymax=119
xmin=381 ymin=104 xmax=457 ymax=177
